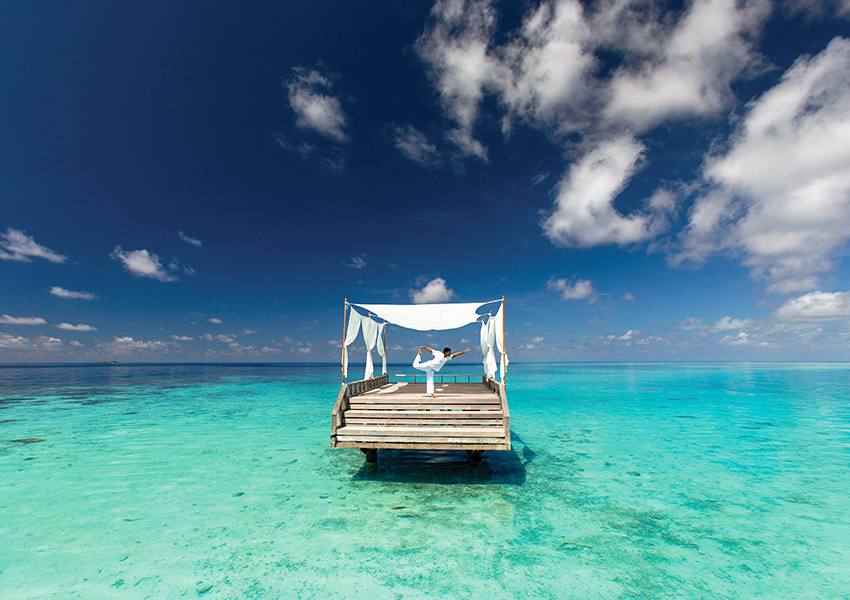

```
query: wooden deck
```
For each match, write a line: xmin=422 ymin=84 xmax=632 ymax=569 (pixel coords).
xmin=331 ymin=374 xmax=510 ymax=452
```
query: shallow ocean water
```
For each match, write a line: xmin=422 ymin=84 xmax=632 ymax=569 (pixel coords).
xmin=1 ymin=362 xmax=849 ymax=599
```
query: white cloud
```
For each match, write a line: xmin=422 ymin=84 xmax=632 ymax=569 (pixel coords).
xmin=0 ymin=315 xmax=47 ymax=325
xmin=410 ymin=277 xmax=456 ymax=304
xmin=56 ymin=323 xmax=97 ymax=332
xmin=200 ymin=333 xmax=214 ymax=341
xmin=548 ymin=277 xmax=596 ymax=302
xmin=178 ymin=231 xmax=202 ymax=247
xmin=543 ymin=135 xmax=670 ymax=247
xmin=172 ymin=335 xmax=193 ymax=341
xmin=0 ymin=333 xmax=27 ymax=348
xmin=296 ymin=347 xmax=312 ymax=354
xmin=103 ymin=336 xmax=169 ymax=353
xmin=416 ymin=0 xmax=497 ymax=160
xmin=343 ymin=255 xmax=367 ymax=269
xmin=0 ymin=333 xmax=64 ymax=351
xmin=781 ymin=0 xmax=850 ymax=19
xmin=393 ymin=125 xmax=441 ymax=165
xmin=49 ymin=286 xmax=98 ymax=300
xmin=492 ymin=0 xmax=595 ymax=134
xmin=604 ymin=0 xmax=770 ymax=131
xmin=168 ymin=258 xmax=196 ymax=276
xmin=623 ymin=292 xmax=635 ymax=301
xmin=287 ymin=67 xmax=348 ymax=142
xmin=773 ymin=291 xmax=850 ymax=322
xmin=618 ymin=329 xmax=637 ymax=341
xmin=69 ymin=340 xmax=85 ymax=348
xmin=0 ymin=228 xmax=67 ymax=263
xmin=677 ymin=37 xmax=850 ymax=294
xmin=216 ymin=334 xmax=235 ymax=343
xmin=110 ymin=246 xmax=178 ymax=282
xmin=711 ymin=316 xmax=754 ymax=332
xmin=720 ymin=330 xmax=768 ymax=347
xmin=208 ymin=318 xmax=222 ymax=324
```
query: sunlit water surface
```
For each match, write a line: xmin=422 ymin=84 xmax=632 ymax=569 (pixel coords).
xmin=2 ymin=362 xmax=849 ymax=599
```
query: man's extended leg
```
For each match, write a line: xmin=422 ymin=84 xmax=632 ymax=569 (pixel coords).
xmin=426 ymin=370 xmax=435 ymax=396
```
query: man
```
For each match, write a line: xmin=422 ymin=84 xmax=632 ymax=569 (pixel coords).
xmin=413 ymin=346 xmax=470 ymax=397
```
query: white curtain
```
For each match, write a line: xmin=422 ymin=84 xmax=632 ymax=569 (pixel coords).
xmin=362 ymin=317 xmax=379 ymax=380
xmin=494 ymin=304 xmax=509 ymax=381
xmin=376 ymin=322 xmax=387 ymax=375
xmin=479 ymin=319 xmax=489 ymax=376
xmin=485 ymin=316 xmax=497 ymax=380
xmin=342 ymin=307 xmax=362 ymax=379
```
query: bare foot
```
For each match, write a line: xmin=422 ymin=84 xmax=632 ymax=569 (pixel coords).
xmin=431 ymin=394 xmax=438 ymax=398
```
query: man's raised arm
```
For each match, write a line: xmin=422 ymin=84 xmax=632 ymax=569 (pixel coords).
xmin=451 ymin=349 xmax=471 ymax=359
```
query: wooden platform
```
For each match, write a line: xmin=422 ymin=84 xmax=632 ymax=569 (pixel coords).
xmin=331 ymin=374 xmax=510 ymax=452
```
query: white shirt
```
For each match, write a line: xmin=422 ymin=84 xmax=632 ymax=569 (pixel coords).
xmin=424 ymin=349 xmax=451 ymax=372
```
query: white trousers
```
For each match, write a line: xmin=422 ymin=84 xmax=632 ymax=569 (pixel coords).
xmin=413 ymin=354 xmax=436 ymax=395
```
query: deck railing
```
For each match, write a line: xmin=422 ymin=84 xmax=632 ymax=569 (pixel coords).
xmin=389 ymin=373 xmax=486 ymax=384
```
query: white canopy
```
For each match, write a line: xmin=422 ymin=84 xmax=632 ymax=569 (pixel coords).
xmin=349 ymin=301 xmax=497 ymax=331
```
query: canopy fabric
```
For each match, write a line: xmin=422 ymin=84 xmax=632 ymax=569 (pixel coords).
xmin=362 ymin=317 xmax=379 ymax=380
xmin=342 ymin=308 xmax=363 ymax=379
xmin=494 ymin=304 xmax=509 ymax=380
xmin=375 ymin=323 xmax=387 ymax=375
xmin=350 ymin=301 xmax=494 ymax=331
xmin=485 ymin=316 xmax=498 ymax=379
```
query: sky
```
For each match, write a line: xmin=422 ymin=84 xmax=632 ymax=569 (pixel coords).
xmin=2 ymin=0 xmax=850 ymax=363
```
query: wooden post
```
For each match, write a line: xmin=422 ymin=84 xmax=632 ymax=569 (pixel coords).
xmin=341 ymin=298 xmax=348 ymax=383
xmin=501 ymin=295 xmax=506 ymax=385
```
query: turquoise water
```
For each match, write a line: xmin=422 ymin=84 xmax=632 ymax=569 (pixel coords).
xmin=1 ymin=362 xmax=849 ymax=599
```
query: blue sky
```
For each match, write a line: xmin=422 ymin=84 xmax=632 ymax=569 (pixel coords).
xmin=2 ymin=0 xmax=850 ymax=363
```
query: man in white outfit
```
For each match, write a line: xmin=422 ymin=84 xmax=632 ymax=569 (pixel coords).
xmin=413 ymin=346 xmax=470 ymax=397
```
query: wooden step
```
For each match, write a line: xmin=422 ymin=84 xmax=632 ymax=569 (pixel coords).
xmin=348 ymin=403 xmax=501 ymax=411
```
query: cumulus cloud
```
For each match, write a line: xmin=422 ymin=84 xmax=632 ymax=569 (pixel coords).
xmin=773 ymin=290 xmax=850 ymax=322
xmin=172 ymin=335 xmax=193 ymax=341
xmin=0 ymin=333 xmax=27 ymax=348
xmin=411 ymin=277 xmax=455 ymax=303
xmin=0 ymin=228 xmax=67 ymax=263
xmin=208 ymin=318 xmax=222 ymax=324
xmin=543 ymin=135 xmax=672 ymax=247
xmin=287 ymin=67 xmax=348 ymax=142
xmin=69 ymin=340 xmax=85 ymax=348
xmin=711 ymin=316 xmax=755 ymax=331
xmin=548 ymin=277 xmax=596 ymax=302
xmin=781 ymin=0 xmax=850 ymax=20
xmin=56 ymin=323 xmax=97 ymax=332
xmin=393 ymin=125 xmax=441 ymax=165
xmin=49 ymin=286 xmax=98 ymax=300
xmin=416 ymin=0 xmax=497 ymax=160
xmin=720 ymin=330 xmax=768 ymax=347
xmin=343 ymin=255 xmax=367 ymax=269
xmin=0 ymin=315 xmax=47 ymax=325
xmin=103 ymin=336 xmax=169 ymax=353
xmin=676 ymin=37 xmax=850 ymax=294
xmin=414 ymin=0 xmax=778 ymax=252
xmin=110 ymin=246 xmax=179 ymax=282
xmin=604 ymin=0 xmax=770 ymax=130
xmin=0 ymin=334 xmax=63 ymax=352
xmin=178 ymin=231 xmax=202 ymax=247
